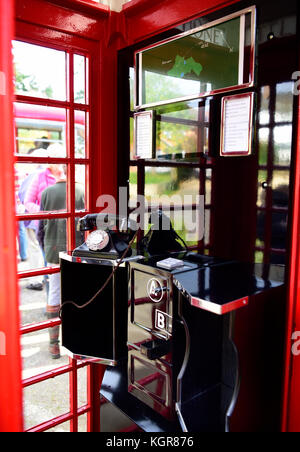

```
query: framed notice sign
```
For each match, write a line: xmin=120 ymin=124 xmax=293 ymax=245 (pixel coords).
xmin=134 ymin=111 xmax=155 ymax=159
xmin=220 ymin=92 xmax=254 ymax=156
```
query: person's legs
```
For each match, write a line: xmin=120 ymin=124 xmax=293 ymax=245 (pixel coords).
xmin=46 ymin=268 xmax=61 ymax=359
xmin=18 ymin=221 xmax=28 ymax=261
xmin=26 ymin=228 xmax=44 ymax=290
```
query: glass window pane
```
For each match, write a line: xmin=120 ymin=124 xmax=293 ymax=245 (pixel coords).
xmin=273 ymin=125 xmax=292 ymax=166
xmin=14 ymin=102 xmax=66 ymax=156
xmin=258 ymin=127 xmax=269 ymax=166
xmin=75 ymin=111 xmax=86 ymax=158
xmin=156 ymin=122 xmax=198 ymax=158
xmin=271 ymin=211 xmax=288 ymax=251
xmin=19 ymin=274 xmax=49 ymax=327
xmin=256 ymin=210 xmax=265 ymax=248
xmin=259 ymin=86 xmax=270 ymax=125
xmin=257 ymin=170 xmax=267 ymax=207
xmin=139 ymin=16 xmax=243 ymax=105
xmin=275 ymin=81 xmax=293 ymax=123
xmin=13 ymin=41 xmax=66 ymax=101
xmin=129 ymin=166 xmax=138 ymax=208
xmin=205 ymin=169 xmax=212 ymax=205
xmin=15 ymin=163 xmax=68 ymax=217
xmin=47 ymin=422 xmax=70 ymax=433
xmin=204 ymin=208 xmax=211 ymax=245
xmin=74 ymin=54 xmax=87 ymax=104
xmin=272 ymin=171 xmax=290 ymax=206
xmin=17 ymin=218 xmax=67 ymax=273
xmin=75 ymin=165 xmax=87 ymax=211
xmin=270 ymin=251 xmax=286 ymax=266
xmin=42 ymin=219 xmax=68 ymax=265
xmin=23 ymin=374 xmax=69 ymax=430
xmin=144 ymin=167 xmax=200 ymax=205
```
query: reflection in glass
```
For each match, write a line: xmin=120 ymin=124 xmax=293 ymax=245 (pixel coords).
xmin=256 ymin=210 xmax=265 ymax=251
xmin=258 ymin=127 xmax=269 ymax=166
xmin=74 ymin=54 xmax=87 ymax=104
xmin=75 ymin=111 xmax=86 ymax=158
xmin=273 ymin=125 xmax=292 ymax=166
xmin=275 ymin=82 xmax=293 ymax=123
xmin=271 ymin=211 xmax=288 ymax=252
xmin=144 ymin=167 xmax=200 ymax=205
xmin=257 ymin=170 xmax=267 ymax=207
xmin=270 ymin=252 xmax=286 ymax=266
xmin=129 ymin=167 xmax=138 ymax=208
xmin=156 ymin=122 xmax=198 ymax=158
xmin=14 ymin=103 xmax=66 ymax=156
xmin=204 ymin=209 xmax=211 ymax=245
xmin=139 ymin=16 xmax=243 ymax=106
xmin=153 ymin=99 xmax=210 ymax=160
xmin=205 ymin=169 xmax=212 ymax=205
xmin=272 ymin=182 xmax=289 ymax=209
xmin=259 ymin=86 xmax=270 ymax=125
xmin=272 ymin=171 xmax=290 ymax=205
xmin=13 ymin=40 xmax=66 ymax=101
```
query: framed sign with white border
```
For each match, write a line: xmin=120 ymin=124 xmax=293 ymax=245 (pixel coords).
xmin=220 ymin=92 xmax=254 ymax=157
xmin=133 ymin=110 xmax=155 ymax=160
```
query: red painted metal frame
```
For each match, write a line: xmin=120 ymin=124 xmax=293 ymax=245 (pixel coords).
xmin=281 ymin=90 xmax=300 ymax=432
xmin=13 ymin=5 xmax=104 ymax=432
xmin=0 ymin=0 xmax=23 ymax=433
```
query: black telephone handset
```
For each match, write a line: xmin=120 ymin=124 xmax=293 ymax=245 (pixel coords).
xmin=72 ymin=213 xmax=137 ymax=259
xmin=140 ymin=210 xmax=187 ymax=256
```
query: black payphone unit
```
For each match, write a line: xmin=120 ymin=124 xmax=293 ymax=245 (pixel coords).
xmin=60 ymin=212 xmax=285 ymax=432
xmin=60 ymin=213 xmax=138 ymax=364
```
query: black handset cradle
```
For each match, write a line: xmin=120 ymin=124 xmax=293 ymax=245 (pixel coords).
xmin=73 ymin=213 xmax=137 ymax=259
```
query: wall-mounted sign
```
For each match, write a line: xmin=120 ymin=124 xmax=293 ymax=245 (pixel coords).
xmin=134 ymin=6 xmax=256 ymax=109
xmin=220 ymin=92 xmax=254 ymax=157
xmin=134 ymin=111 xmax=155 ymax=159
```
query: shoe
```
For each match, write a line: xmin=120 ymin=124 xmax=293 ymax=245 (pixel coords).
xmin=26 ymin=282 xmax=43 ymax=291
xmin=49 ymin=342 xmax=61 ymax=359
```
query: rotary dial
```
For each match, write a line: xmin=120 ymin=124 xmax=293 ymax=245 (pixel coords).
xmin=86 ymin=230 xmax=110 ymax=251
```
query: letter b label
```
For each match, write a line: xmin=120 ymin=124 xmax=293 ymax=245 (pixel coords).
xmin=155 ymin=310 xmax=166 ymax=331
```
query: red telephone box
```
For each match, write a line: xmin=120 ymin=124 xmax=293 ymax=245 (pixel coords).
xmin=0 ymin=0 xmax=300 ymax=432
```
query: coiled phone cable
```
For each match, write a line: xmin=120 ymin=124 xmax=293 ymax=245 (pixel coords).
xmin=59 ymin=229 xmax=139 ymax=319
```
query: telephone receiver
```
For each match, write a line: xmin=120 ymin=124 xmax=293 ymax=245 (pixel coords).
xmin=72 ymin=213 xmax=138 ymax=259
xmin=140 ymin=209 xmax=187 ymax=256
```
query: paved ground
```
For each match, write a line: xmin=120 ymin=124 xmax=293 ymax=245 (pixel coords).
xmin=18 ymin=261 xmax=133 ymax=432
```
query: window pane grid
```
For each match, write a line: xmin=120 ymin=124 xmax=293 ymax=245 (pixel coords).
xmin=255 ymin=82 xmax=292 ymax=266
xmin=14 ymin=41 xmax=91 ymax=432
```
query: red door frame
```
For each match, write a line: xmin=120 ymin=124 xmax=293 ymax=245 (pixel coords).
xmin=0 ymin=0 xmax=23 ymax=432
xmin=15 ymin=6 xmax=109 ymax=432
xmin=281 ymin=87 xmax=300 ymax=432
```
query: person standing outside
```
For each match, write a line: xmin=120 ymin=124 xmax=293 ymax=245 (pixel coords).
xmin=38 ymin=165 xmax=85 ymax=359
xmin=23 ymin=143 xmax=65 ymax=290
